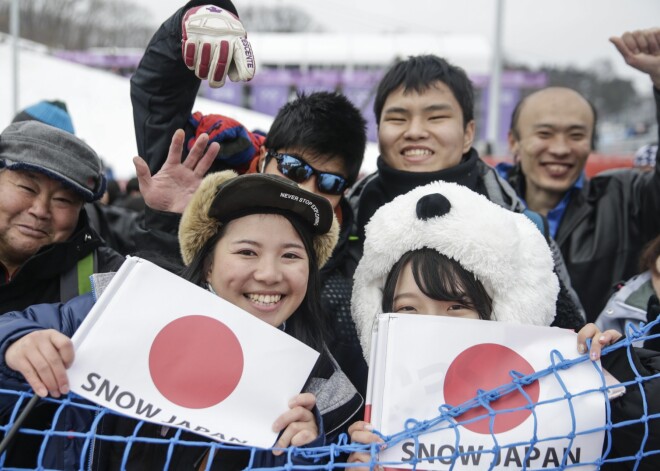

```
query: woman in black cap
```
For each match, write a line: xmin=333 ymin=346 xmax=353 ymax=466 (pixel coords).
xmin=171 ymin=170 xmax=362 ymax=468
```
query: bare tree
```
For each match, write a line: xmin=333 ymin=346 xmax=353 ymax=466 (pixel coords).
xmin=240 ymin=5 xmax=324 ymax=33
xmin=0 ymin=0 xmax=154 ymax=49
xmin=504 ymin=60 xmax=641 ymax=119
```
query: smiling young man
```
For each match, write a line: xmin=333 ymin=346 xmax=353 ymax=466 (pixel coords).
xmin=349 ymin=55 xmax=500 ymax=244
xmin=377 ymin=80 xmax=475 ymax=174
xmin=497 ymin=28 xmax=660 ymax=322
xmin=347 ymin=54 xmax=585 ymax=332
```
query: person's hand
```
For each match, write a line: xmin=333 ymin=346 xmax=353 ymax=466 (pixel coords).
xmin=610 ymin=28 xmax=660 ymax=89
xmin=347 ymin=421 xmax=385 ymax=471
xmin=181 ymin=5 xmax=255 ymax=88
xmin=271 ymin=393 xmax=318 ymax=455
xmin=134 ymin=129 xmax=219 ymax=214
xmin=5 ymin=330 xmax=74 ymax=398
xmin=577 ymin=323 xmax=622 ymax=361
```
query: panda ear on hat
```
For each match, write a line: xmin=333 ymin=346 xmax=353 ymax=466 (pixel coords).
xmin=416 ymin=193 xmax=452 ymax=220
xmin=351 ymin=181 xmax=559 ymax=362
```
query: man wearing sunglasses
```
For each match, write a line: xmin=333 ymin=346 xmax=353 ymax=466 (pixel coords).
xmin=257 ymin=91 xmax=365 ymax=209
xmin=263 ymin=152 xmax=349 ymax=203
xmin=252 ymin=93 xmax=369 ymax=396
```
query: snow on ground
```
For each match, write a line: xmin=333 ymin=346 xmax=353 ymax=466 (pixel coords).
xmin=0 ymin=37 xmax=379 ymax=179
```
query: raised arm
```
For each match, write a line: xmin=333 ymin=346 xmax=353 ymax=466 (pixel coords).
xmin=130 ymin=0 xmax=254 ymax=174
xmin=610 ymin=27 xmax=660 ymax=240
xmin=134 ymin=129 xmax=220 ymax=214
xmin=610 ymin=28 xmax=660 ymax=90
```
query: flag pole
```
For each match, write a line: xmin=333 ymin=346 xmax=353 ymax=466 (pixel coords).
xmin=0 ymin=394 xmax=39 ymax=455
xmin=486 ymin=0 xmax=505 ymax=154
xmin=10 ymin=0 xmax=20 ymax=117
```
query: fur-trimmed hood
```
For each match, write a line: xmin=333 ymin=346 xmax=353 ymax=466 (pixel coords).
xmin=179 ymin=171 xmax=340 ymax=267
xmin=351 ymin=181 xmax=559 ymax=361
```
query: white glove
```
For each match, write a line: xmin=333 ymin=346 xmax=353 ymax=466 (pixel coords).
xmin=181 ymin=5 xmax=256 ymax=88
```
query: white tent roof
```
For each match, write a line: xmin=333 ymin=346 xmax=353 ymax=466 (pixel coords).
xmin=250 ymin=33 xmax=491 ymax=72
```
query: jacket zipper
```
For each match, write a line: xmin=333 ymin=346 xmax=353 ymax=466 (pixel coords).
xmin=325 ymin=392 xmax=364 ymax=437
xmin=86 ymin=409 xmax=99 ymax=471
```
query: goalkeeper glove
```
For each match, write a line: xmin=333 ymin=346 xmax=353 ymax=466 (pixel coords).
xmin=181 ymin=5 xmax=255 ymax=88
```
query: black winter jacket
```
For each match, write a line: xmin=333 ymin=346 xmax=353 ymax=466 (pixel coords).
xmin=500 ymin=88 xmax=660 ymax=322
xmin=347 ymin=150 xmax=586 ymax=331
xmin=84 ymin=202 xmax=142 ymax=257
xmin=131 ymin=0 xmax=238 ymax=174
xmin=600 ymin=342 xmax=660 ymax=470
xmin=0 ymin=211 xmax=124 ymax=314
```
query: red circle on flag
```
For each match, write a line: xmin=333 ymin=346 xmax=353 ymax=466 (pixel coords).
xmin=443 ymin=343 xmax=539 ymax=434
xmin=149 ymin=315 xmax=244 ymax=409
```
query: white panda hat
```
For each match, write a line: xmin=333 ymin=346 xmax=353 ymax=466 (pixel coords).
xmin=351 ymin=181 xmax=559 ymax=361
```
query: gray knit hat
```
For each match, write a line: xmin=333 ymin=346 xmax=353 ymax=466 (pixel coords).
xmin=0 ymin=121 xmax=105 ymax=202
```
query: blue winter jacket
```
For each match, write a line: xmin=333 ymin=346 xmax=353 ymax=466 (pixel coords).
xmin=0 ymin=294 xmax=96 ymax=470
xmin=0 ymin=294 xmax=329 ymax=470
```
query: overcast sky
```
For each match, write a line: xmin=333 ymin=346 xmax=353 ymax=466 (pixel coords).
xmin=144 ymin=0 xmax=660 ymax=93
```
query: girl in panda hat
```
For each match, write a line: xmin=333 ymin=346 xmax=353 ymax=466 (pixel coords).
xmin=351 ymin=180 xmax=593 ymax=360
xmin=345 ymin=181 xmax=660 ymax=469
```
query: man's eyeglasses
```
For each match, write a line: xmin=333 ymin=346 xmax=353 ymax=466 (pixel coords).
xmin=266 ymin=151 xmax=348 ymax=195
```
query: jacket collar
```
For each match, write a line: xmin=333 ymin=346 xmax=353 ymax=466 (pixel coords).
xmin=377 ymin=148 xmax=480 ymax=197
xmin=321 ymin=197 xmax=353 ymax=275
xmin=356 ymin=150 xmax=480 ymax=242
xmin=4 ymin=210 xmax=102 ymax=284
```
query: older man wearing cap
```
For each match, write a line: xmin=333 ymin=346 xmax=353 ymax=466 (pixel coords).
xmin=0 ymin=118 xmax=222 ymax=467
xmin=0 ymin=121 xmax=125 ymax=314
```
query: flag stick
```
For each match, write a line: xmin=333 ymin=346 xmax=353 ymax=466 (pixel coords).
xmin=0 ymin=394 xmax=40 ymax=455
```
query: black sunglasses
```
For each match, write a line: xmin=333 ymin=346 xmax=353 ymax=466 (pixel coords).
xmin=266 ymin=151 xmax=348 ymax=195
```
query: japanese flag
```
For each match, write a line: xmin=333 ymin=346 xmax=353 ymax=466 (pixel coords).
xmin=67 ymin=257 xmax=320 ymax=448
xmin=368 ymin=314 xmax=607 ymax=470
